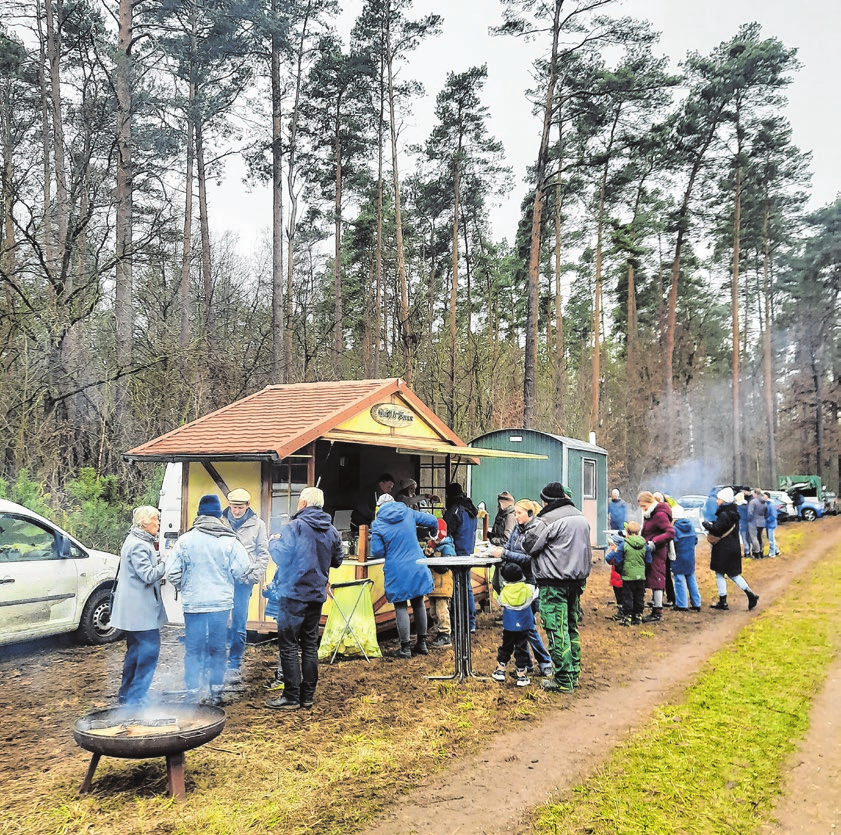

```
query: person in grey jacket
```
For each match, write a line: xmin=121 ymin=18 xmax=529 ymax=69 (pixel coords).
xmin=167 ymin=494 xmax=250 ymax=703
xmin=221 ymin=487 xmax=270 ymax=684
xmin=747 ymin=489 xmax=767 ymax=559
xmin=111 ymin=506 xmax=168 ymax=705
xmin=521 ymin=482 xmax=592 ymax=693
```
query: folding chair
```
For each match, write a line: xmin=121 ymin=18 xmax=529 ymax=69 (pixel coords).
xmin=324 ymin=578 xmax=377 ymax=663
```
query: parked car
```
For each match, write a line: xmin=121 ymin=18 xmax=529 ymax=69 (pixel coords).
xmin=765 ymin=490 xmax=795 ymax=523
xmin=677 ymin=494 xmax=707 ymax=533
xmin=0 ymin=499 xmax=121 ymax=646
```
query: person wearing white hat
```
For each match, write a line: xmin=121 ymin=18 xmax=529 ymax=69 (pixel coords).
xmin=702 ymin=488 xmax=759 ymax=611
xmin=222 ymin=487 xmax=270 ymax=684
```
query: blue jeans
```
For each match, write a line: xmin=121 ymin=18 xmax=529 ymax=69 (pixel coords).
xmin=228 ymin=582 xmax=253 ymax=669
xmin=277 ymin=597 xmax=322 ymax=704
xmin=118 ymin=629 xmax=161 ymax=704
xmin=184 ymin=610 xmax=229 ymax=690
xmin=468 ymin=586 xmax=476 ymax=630
xmin=767 ymin=527 xmax=779 ymax=555
xmin=673 ymin=573 xmax=701 ymax=608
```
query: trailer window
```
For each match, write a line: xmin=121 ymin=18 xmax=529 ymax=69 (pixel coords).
xmin=582 ymin=459 xmax=597 ymax=500
xmin=271 ymin=462 xmax=309 ymax=535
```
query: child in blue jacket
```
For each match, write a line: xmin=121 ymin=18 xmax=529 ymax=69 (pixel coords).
xmin=491 ymin=562 xmax=538 ymax=687
xmin=671 ymin=513 xmax=701 ymax=611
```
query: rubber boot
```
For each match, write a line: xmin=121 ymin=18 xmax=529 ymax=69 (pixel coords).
xmin=413 ymin=635 xmax=429 ymax=656
xmin=642 ymin=608 xmax=662 ymax=623
xmin=745 ymin=590 xmax=759 ymax=611
xmin=396 ymin=641 xmax=413 ymax=659
xmin=710 ymin=595 xmax=729 ymax=610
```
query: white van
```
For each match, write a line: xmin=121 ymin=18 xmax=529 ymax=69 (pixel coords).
xmin=0 ymin=499 xmax=121 ymax=646
xmin=158 ymin=463 xmax=185 ymax=625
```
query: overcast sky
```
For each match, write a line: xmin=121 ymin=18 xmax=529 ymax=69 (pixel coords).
xmin=216 ymin=0 xmax=841 ymax=252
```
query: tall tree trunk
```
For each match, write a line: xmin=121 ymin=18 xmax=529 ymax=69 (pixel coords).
xmin=0 ymin=82 xmax=15 ymax=280
xmin=271 ymin=0 xmax=284 ymax=384
xmin=333 ymin=101 xmax=343 ymax=379
xmin=664 ymin=120 xmax=720 ymax=416
xmin=761 ymin=210 xmax=776 ymax=485
xmin=591 ymin=110 xmax=620 ymax=435
xmin=284 ymin=5 xmax=312 ymax=384
xmin=373 ymin=44 xmax=385 ymax=380
xmin=553 ymin=173 xmax=565 ymax=433
xmin=44 ymin=0 xmax=68 ymax=265
xmin=195 ymin=121 xmax=214 ymax=352
xmin=523 ymin=0 xmax=562 ymax=429
xmin=114 ymin=0 xmax=133 ymax=411
xmin=385 ymin=21 xmax=413 ymax=384
xmin=178 ymin=112 xmax=195 ymax=367
xmin=731 ymin=163 xmax=742 ymax=482
xmin=35 ymin=0 xmax=54 ymax=270
xmin=448 ymin=150 xmax=460 ymax=424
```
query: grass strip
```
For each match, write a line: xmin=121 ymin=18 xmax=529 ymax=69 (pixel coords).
xmin=533 ymin=545 xmax=841 ymax=835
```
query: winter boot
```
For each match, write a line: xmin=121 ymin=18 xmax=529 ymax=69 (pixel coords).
xmin=710 ymin=595 xmax=729 ymax=610
xmin=642 ymin=607 xmax=663 ymax=623
xmin=431 ymin=632 xmax=452 ymax=647
xmin=396 ymin=641 xmax=413 ymax=659
xmin=630 ymin=614 xmax=642 ymax=625
xmin=413 ymin=636 xmax=429 ymax=656
xmin=745 ymin=590 xmax=759 ymax=611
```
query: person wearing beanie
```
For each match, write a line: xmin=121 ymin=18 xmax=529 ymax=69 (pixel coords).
xmin=491 ymin=561 xmax=539 ymax=688
xmin=702 ymin=490 xmax=759 ymax=612
xmin=443 ymin=481 xmax=479 ymax=631
xmin=521 ymin=483 xmax=592 ymax=692
xmin=167 ymin=495 xmax=251 ymax=704
xmin=221 ymin=487 xmax=270 ymax=685
xmin=395 ymin=478 xmax=439 ymax=510
xmin=424 ymin=519 xmax=457 ymax=647
xmin=489 ymin=491 xmax=517 ymax=547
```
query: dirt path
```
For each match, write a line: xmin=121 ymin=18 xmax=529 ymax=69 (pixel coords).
xmin=762 ymin=653 xmax=841 ymax=833
xmin=360 ymin=523 xmax=841 ymax=835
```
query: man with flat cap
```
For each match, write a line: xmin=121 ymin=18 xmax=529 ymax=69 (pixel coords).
xmin=222 ymin=487 xmax=270 ymax=684
xmin=521 ymin=482 xmax=591 ymax=693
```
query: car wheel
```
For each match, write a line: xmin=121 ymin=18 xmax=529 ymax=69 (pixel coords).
xmin=76 ymin=586 xmax=123 ymax=645
xmin=802 ymin=508 xmax=818 ymax=522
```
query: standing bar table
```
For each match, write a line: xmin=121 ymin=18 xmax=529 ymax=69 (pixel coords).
xmin=418 ymin=554 xmax=499 ymax=683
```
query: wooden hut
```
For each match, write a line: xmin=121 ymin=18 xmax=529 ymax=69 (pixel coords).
xmin=125 ymin=379 xmax=544 ymax=633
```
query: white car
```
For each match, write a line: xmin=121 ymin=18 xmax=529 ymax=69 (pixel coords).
xmin=0 ymin=499 xmax=121 ymax=646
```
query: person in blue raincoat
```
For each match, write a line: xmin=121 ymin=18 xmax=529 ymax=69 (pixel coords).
xmin=670 ymin=510 xmax=701 ymax=611
xmin=371 ymin=494 xmax=437 ymax=658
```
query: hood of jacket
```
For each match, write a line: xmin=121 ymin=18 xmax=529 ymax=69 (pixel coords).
xmin=498 ymin=580 xmax=537 ymax=610
xmin=446 ymin=495 xmax=478 ymax=518
xmin=673 ymin=518 xmax=695 ymax=538
xmin=624 ymin=533 xmax=647 ymax=550
xmin=537 ymin=496 xmax=576 ymax=517
xmin=374 ymin=499 xmax=411 ymax=526
xmin=294 ymin=504 xmax=333 ymax=532
xmin=191 ymin=516 xmax=238 ymax=538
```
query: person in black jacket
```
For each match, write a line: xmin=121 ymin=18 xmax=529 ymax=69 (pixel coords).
xmin=702 ymin=487 xmax=759 ymax=611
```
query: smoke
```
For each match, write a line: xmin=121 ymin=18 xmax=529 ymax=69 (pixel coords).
xmin=642 ymin=458 xmax=727 ymax=499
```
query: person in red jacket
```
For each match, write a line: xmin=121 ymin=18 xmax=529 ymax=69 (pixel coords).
xmin=637 ymin=491 xmax=675 ymax=623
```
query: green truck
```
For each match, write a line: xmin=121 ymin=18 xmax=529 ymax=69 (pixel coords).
xmin=778 ymin=475 xmax=836 ymax=519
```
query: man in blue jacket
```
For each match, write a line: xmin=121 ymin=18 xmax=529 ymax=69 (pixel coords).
xmin=265 ymin=487 xmax=343 ymax=711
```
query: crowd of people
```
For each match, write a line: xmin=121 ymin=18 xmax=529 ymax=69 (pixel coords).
xmin=110 ymin=476 xmax=765 ymax=710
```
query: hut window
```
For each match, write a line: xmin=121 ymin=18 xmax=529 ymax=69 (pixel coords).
xmin=582 ymin=459 xmax=597 ymax=500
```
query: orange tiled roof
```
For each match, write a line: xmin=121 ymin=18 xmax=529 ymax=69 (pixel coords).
xmin=125 ymin=379 xmax=465 ymax=461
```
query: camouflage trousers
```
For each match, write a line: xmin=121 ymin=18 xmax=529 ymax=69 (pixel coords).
xmin=539 ymin=582 xmax=586 ymax=688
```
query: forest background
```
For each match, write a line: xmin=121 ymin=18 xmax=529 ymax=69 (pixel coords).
xmin=1 ymin=0 xmax=839 ymax=538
